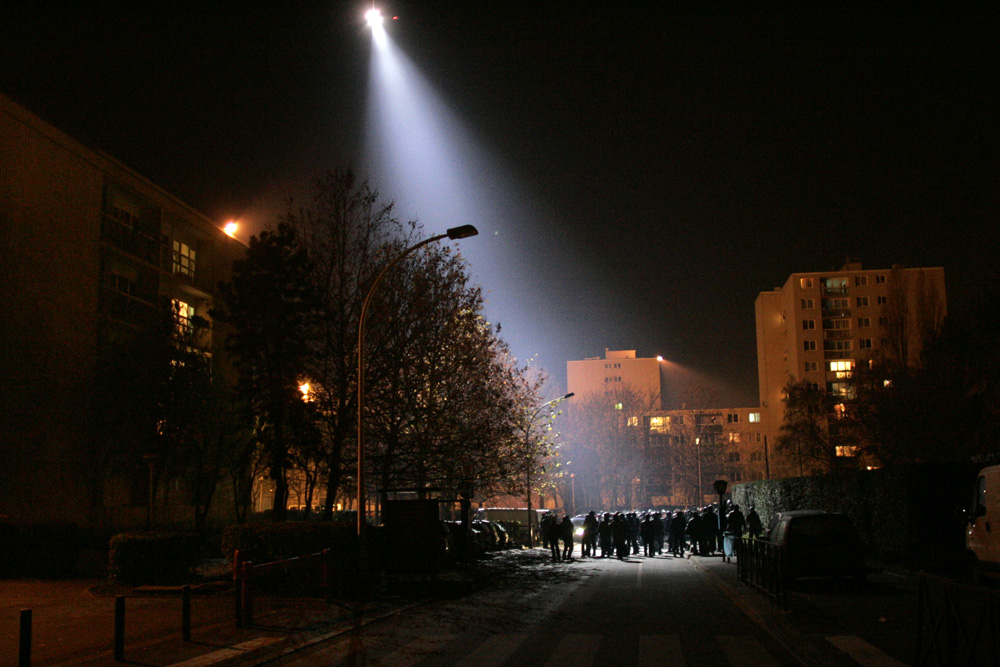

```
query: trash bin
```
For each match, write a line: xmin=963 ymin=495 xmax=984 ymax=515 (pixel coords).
xmin=723 ymin=532 xmax=737 ymax=560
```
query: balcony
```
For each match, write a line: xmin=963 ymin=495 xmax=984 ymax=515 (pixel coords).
xmin=101 ymin=214 xmax=164 ymax=267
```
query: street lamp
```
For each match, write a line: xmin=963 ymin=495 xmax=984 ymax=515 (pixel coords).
xmin=356 ymin=224 xmax=478 ymax=539
xmin=524 ymin=392 xmax=574 ymax=547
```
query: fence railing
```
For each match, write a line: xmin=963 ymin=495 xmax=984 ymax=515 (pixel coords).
xmin=233 ymin=549 xmax=334 ymax=627
xmin=736 ymin=538 xmax=787 ymax=609
xmin=914 ymin=572 xmax=1000 ymax=666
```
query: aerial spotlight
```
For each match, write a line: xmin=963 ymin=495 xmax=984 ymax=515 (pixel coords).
xmin=365 ymin=8 xmax=383 ymax=28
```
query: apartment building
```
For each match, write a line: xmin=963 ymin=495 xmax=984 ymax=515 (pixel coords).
xmin=567 ymin=349 xmax=663 ymax=409
xmin=1 ymin=94 xmax=245 ymax=529
xmin=755 ymin=262 xmax=946 ymax=475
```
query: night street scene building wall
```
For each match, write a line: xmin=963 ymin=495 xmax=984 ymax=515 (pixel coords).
xmin=1 ymin=94 xmax=246 ymax=530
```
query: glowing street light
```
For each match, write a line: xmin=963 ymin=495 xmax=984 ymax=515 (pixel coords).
xmin=224 ymin=221 xmax=238 ymax=238
xmin=357 ymin=224 xmax=479 ymax=542
xmin=364 ymin=8 xmax=383 ymax=28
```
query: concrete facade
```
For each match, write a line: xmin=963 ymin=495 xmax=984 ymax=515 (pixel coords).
xmin=0 ymin=94 xmax=245 ymax=529
xmin=567 ymin=349 xmax=663 ymax=409
xmin=755 ymin=262 xmax=946 ymax=475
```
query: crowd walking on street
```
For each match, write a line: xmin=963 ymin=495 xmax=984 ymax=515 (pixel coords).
xmin=539 ymin=503 xmax=761 ymax=562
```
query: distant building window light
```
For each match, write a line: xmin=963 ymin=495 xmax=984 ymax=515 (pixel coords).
xmin=172 ymin=299 xmax=194 ymax=337
xmin=749 ymin=412 xmax=761 ymax=423
xmin=800 ymin=277 xmax=814 ymax=289
xmin=835 ymin=445 xmax=860 ymax=457
xmin=627 ymin=416 xmax=638 ymax=426
xmin=856 ymin=296 xmax=870 ymax=307
xmin=172 ymin=241 xmax=196 ymax=279
xmin=804 ymin=340 xmax=817 ymax=351
xmin=828 ymin=360 xmax=853 ymax=373
xmin=650 ymin=416 xmax=668 ymax=433
xmin=615 ymin=402 xmax=624 ymax=410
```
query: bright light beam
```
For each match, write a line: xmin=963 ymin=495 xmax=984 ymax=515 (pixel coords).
xmin=365 ymin=8 xmax=387 ymax=48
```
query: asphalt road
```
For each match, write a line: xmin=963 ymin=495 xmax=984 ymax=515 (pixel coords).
xmin=263 ymin=551 xmax=910 ymax=667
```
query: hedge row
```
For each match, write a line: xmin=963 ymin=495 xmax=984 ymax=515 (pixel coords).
xmin=108 ymin=532 xmax=201 ymax=585
xmin=221 ymin=520 xmax=361 ymax=565
xmin=0 ymin=522 xmax=81 ymax=578
xmin=731 ymin=462 xmax=978 ymax=571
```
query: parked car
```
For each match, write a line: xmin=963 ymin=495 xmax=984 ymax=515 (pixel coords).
xmin=966 ymin=465 xmax=1000 ymax=585
xmin=764 ymin=510 xmax=866 ymax=585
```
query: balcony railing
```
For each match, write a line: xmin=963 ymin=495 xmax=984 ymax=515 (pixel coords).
xmin=101 ymin=214 xmax=164 ymax=267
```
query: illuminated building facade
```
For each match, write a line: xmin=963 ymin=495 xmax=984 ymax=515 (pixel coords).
xmin=755 ymin=262 xmax=946 ymax=476
xmin=641 ymin=407 xmax=767 ymax=507
xmin=0 ymin=94 xmax=245 ymax=529
xmin=567 ymin=349 xmax=663 ymax=408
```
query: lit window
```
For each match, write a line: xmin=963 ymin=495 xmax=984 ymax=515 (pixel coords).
xmin=172 ymin=241 xmax=196 ymax=278
xmin=614 ymin=402 xmax=623 ymax=410
xmin=800 ymin=277 xmax=814 ymax=289
xmin=828 ymin=360 xmax=854 ymax=373
xmin=172 ymin=299 xmax=194 ymax=336
xmin=827 ymin=382 xmax=855 ymax=398
xmin=749 ymin=412 xmax=760 ymax=423
xmin=856 ymin=296 xmax=870 ymax=307
xmin=627 ymin=416 xmax=638 ymax=427
xmin=804 ymin=340 xmax=817 ymax=351
xmin=835 ymin=445 xmax=860 ymax=457
xmin=649 ymin=416 xmax=668 ymax=433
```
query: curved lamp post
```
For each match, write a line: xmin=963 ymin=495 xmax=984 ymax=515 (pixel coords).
xmin=524 ymin=392 xmax=574 ymax=547
xmin=356 ymin=224 xmax=478 ymax=538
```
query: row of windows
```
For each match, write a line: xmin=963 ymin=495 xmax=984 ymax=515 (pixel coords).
xmin=803 ymin=310 xmax=885 ymax=330
xmin=803 ymin=338 xmax=876 ymax=352
xmin=604 ymin=376 xmax=622 ymax=383
xmin=604 ymin=362 xmax=622 ymax=369
xmin=800 ymin=275 xmax=887 ymax=290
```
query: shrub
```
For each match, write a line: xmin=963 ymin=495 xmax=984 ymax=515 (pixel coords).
xmin=108 ymin=532 xmax=201 ymax=585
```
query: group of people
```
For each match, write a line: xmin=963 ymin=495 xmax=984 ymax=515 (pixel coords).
xmin=540 ymin=504 xmax=763 ymax=562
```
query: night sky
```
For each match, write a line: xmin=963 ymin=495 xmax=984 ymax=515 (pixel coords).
xmin=4 ymin=3 xmax=998 ymax=406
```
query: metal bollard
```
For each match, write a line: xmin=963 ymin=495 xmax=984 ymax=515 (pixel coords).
xmin=114 ymin=596 xmax=125 ymax=661
xmin=182 ymin=585 xmax=191 ymax=642
xmin=19 ymin=609 xmax=31 ymax=667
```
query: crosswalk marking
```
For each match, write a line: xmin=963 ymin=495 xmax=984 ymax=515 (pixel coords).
xmin=375 ymin=634 xmax=457 ymax=667
xmin=453 ymin=633 xmax=529 ymax=667
xmin=544 ymin=633 xmax=602 ymax=666
xmin=717 ymin=634 xmax=778 ymax=666
xmin=827 ymin=635 xmax=908 ymax=667
xmin=639 ymin=634 xmax=685 ymax=666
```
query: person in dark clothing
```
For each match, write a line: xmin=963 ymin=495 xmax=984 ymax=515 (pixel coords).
xmin=670 ymin=510 xmax=687 ymax=557
xmin=582 ymin=511 xmax=599 ymax=557
xmin=640 ymin=514 xmax=654 ymax=556
xmin=653 ymin=511 xmax=666 ymax=555
xmin=702 ymin=508 xmax=718 ymax=555
xmin=560 ymin=515 xmax=575 ymax=561
xmin=727 ymin=505 xmax=746 ymax=537
xmin=612 ymin=513 xmax=628 ymax=560
xmin=686 ymin=511 xmax=703 ymax=555
xmin=540 ymin=513 xmax=552 ymax=549
xmin=545 ymin=514 xmax=561 ymax=561
xmin=627 ymin=512 xmax=641 ymax=555
xmin=746 ymin=506 xmax=763 ymax=539
xmin=599 ymin=513 xmax=613 ymax=557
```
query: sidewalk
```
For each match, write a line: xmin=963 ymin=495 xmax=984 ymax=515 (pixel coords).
xmin=0 ymin=577 xmax=420 ymax=666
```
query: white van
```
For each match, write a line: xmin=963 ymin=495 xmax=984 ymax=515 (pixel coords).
xmin=967 ymin=465 xmax=1000 ymax=584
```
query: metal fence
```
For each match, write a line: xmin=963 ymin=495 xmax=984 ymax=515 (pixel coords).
xmin=736 ymin=538 xmax=787 ymax=609
xmin=914 ymin=573 xmax=1000 ymax=666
